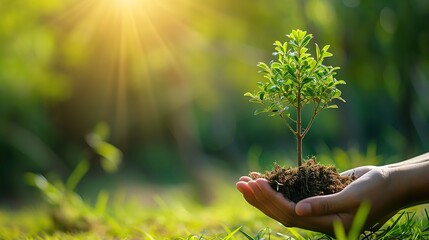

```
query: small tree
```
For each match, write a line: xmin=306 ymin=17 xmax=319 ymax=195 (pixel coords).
xmin=244 ymin=29 xmax=345 ymax=166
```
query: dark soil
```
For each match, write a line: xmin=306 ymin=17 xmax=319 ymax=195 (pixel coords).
xmin=250 ymin=158 xmax=356 ymax=203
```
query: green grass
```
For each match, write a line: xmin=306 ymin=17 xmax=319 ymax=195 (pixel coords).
xmin=0 ymin=179 xmax=310 ymax=239
xmin=1 ymin=176 xmax=428 ymax=240
xmin=1 ymin=147 xmax=428 ymax=239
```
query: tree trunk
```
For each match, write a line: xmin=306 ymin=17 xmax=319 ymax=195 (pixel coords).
xmin=297 ymin=87 xmax=302 ymax=166
xmin=297 ymin=135 xmax=303 ymax=166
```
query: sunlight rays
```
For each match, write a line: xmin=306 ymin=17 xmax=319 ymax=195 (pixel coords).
xmin=53 ymin=0 xmax=227 ymax=141
xmin=54 ymin=0 xmax=169 ymax=139
xmin=112 ymin=0 xmax=141 ymax=9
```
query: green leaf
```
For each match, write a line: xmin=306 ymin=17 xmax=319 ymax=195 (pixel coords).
xmin=254 ymin=109 xmax=266 ymax=115
xmin=274 ymin=40 xmax=282 ymax=47
xmin=244 ymin=92 xmax=255 ymax=98
xmin=307 ymin=87 xmax=315 ymax=97
xmin=247 ymin=29 xmax=347 ymax=140
xmin=298 ymin=29 xmax=306 ymax=39
xmin=333 ymin=89 xmax=342 ymax=98
xmin=66 ymin=159 xmax=89 ymax=191
xmin=25 ymin=173 xmax=63 ymax=205
xmin=93 ymin=122 xmax=110 ymax=141
xmin=293 ymin=55 xmax=299 ymax=62
xmin=268 ymin=85 xmax=278 ymax=92
xmin=289 ymin=39 xmax=298 ymax=47
xmin=302 ymin=77 xmax=312 ymax=85
xmin=301 ymin=34 xmax=313 ymax=48
xmin=270 ymin=62 xmax=281 ymax=69
xmin=335 ymin=80 xmax=346 ymax=85
xmin=86 ymin=123 xmax=122 ymax=173
xmin=315 ymin=43 xmax=321 ymax=60
xmin=257 ymin=62 xmax=270 ymax=72
xmin=323 ymin=51 xmax=333 ymax=58
xmin=322 ymin=45 xmax=333 ymax=58
xmin=331 ymin=66 xmax=341 ymax=72
xmin=282 ymin=42 xmax=288 ymax=52
xmin=98 ymin=142 xmax=122 ymax=173
xmin=321 ymin=45 xmax=330 ymax=53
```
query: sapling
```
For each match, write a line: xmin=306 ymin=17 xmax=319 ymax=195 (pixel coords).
xmin=244 ymin=29 xmax=345 ymax=166
xmin=244 ymin=29 xmax=353 ymax=202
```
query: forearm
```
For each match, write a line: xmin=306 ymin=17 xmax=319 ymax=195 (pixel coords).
xmin=387 ymin=156 xmax=429 ymax=208
xmin=386 ymin=152 xmax=429 ymax=168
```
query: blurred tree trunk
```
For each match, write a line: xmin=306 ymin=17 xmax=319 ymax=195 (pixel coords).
xmin=167 ymin=69 xmax=214 ymax=204
xmin=394 ymin=0 xmax=421 ymax=157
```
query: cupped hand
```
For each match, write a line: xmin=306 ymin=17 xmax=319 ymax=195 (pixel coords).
xmin=296 ymin=166 xmax=401 ymax=231
xmin=236 ymin=176 xmax=342 ymax=236
xmin=236 ymin=166 xmax=400 ymax=236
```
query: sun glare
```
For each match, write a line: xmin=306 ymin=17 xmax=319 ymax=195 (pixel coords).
xmin=57 ymin=0 xmax=209 ymax=139
xmin=112 ymin=0 xmax=141 ymax=10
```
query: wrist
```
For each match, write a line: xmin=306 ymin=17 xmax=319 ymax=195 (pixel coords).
xmin=385 ymin=166 xmax=411 ymax=209
xmin=387 ymin=161 xmax=429 ymax=208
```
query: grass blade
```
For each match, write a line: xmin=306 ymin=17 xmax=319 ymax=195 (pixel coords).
xmin=286 ymin=227 xmax=305 ymax=240
xmin=65 ymin=159 xmax=89 ymax=191
xmin=95 ymin=190 xmax=109 ymax=215
xmin=333 ymin=219 xmax=347 ymax=240
xmin=348 ymin=200 xmax=371 ymax=239
xmin=222 ymin=226 xmax=241 ymax=240
xmin=239 ymin=229 xmax=255 ymax=240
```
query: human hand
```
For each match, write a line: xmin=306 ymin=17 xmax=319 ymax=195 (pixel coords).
xmin=236 ymin=176 xmax=341 ymax=235
xmin=236 ymin=165 xmax=400 ymax=236
xmin=295 ymin=165 xmax=401 ymax=231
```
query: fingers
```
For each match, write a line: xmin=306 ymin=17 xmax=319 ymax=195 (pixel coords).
xmin=340 ymin=169 xmax=355 ymax=177
xmin=253 ymin=179 xmax=299 ymax=227
xmin=295 ymin=191 xmax=356 ymax=217
xmin=255 ymin=178 xmax=295 ymax=211
xmin=239 ymin=172 xmax=263 ymax=182
xmin=235 ymin=181 xmax=260 ymax=209
xmin=296 ymin=194 xmax=351 ymax=216
xmin=340 ymin=166 xmax=378 ymax=178
xmin=236 ymin=177 xmax=298 ymax=225
xmin=236 ymin=177 xmax=345 ymax=235
xmin=236 ymin=179 xmax=282 ymax=222
xmin=239 ymin=176 xmax=252 ymax=182
xmin=249 ymin=180 xmax=291 ymax=223
xmin=253 ymin=179 xmax=342 ymax=233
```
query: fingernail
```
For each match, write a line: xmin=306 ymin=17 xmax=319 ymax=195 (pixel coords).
xmin=296 ymin=202 xmax=312 ymax=216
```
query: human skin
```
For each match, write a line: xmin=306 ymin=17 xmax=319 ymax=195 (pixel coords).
xmin=236 ymin=152 xmax=429 ymax=236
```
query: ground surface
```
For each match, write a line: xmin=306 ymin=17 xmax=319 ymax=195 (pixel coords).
xmin=1 ymin=171 xmax=429 ymax=239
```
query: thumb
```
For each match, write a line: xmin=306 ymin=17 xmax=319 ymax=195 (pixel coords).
xmin=295 ymin=193 xmax=347 ymax=216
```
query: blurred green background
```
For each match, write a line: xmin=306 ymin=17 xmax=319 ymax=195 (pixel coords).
xmin=1 ymin=0 xmax=428 ymax=204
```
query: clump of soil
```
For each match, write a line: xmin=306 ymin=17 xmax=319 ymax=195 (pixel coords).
xmin=250 ymin=158 xmax=355 ymax=203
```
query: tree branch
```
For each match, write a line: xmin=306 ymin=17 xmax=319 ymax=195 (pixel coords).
xmin=280 ymin=114 xmax=297 ymax=135
xmin=301 ymin=101 xmax=320 ymax=138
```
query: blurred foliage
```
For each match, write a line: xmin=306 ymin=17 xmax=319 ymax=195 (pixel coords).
xmin=86 ymin=122 xmax=122 ymax=173
xmin=0 ymin=178 xmax=324 ymax=239
xmin=24 ymin=124 xmax=121 ymax=231
xmin=0 ymin=0 xmax=429 ymax=199
xmin=0 ymin=179 xmax=428 ymax=238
